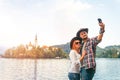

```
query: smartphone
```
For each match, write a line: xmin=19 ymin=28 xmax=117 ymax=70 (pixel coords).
xmin=98 ymin=18 xmax=102 ymax=23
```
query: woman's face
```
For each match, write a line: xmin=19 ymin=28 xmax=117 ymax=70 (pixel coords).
xmin=73 ymin=40 xmax=81 ymax=50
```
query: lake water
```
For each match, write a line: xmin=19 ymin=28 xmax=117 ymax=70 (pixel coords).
xmin=0 ymin=58 xmax=120 ymax=80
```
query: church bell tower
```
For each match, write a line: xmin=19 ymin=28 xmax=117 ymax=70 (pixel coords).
xmin=35 ymin=34 xmax=38 ymax=48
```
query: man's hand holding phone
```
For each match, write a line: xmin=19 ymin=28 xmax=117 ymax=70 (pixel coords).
xmin=98 ymin=18 xmax=105 ymax=29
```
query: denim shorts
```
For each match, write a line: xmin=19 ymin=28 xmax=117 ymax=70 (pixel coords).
xmin=68 ymin=73 xmax=80 ymax=80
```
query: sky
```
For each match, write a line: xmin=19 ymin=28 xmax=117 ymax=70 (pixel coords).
xmin=0 ymin=0 xmax=120 ymax=48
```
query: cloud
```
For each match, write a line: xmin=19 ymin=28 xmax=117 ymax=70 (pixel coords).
xmin=115 ymin=0 xmax=120 ymax=3
xmin=55 ymin=0 xmax=92 ymax=11
xmin=0 ymin=0 xmax=93 ymax=47
xmin=52 ymin=0 xmax=93 ymax=37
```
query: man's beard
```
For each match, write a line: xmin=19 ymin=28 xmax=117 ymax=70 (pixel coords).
xmin=82 ymin=36 xmax=88 ymax=40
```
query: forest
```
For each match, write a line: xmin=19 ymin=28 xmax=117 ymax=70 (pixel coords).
xmin=3 ymin=44 xmax=68 ymax=59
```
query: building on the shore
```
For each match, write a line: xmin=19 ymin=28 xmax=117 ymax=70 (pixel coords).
xmin=27 ymin=34 xmax=38 ymax=50
xmin=34 ymin=34 xmax=38 ymax=48
xmin=27 ymin=42 xmax=33 ymax=50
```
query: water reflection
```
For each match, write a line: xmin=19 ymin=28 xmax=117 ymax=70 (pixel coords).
xmin=0 ymin=58 xmax=69 ymax=80
xmin=34 ymin=59 xmax=37 ymax=80
xmin=0 ymin=58 xmax=120 ymax=80
xmin=0 ymin=58 xmax=35 ymax=80
xmin=94 ymin=58 xmax=120 ymax=80
xmin=37 ymin=59 xmax=69 ymax=80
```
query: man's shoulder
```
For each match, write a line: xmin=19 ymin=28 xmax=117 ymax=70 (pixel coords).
xmin=90 ymin=36 xmax=98 ymax=39
xmin=88 ymin=36 xmax=98 ymax=41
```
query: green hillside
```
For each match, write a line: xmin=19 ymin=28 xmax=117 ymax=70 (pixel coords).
xmin=54 ymin=43 xmax=120 ymax=58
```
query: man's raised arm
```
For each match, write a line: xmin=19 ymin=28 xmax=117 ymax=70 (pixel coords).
xmin=97 ymin=22 xmax=105 ymax=41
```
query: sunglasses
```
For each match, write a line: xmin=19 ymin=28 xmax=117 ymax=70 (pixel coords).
xmin=75 ymin=42 xmax=81 ymax=45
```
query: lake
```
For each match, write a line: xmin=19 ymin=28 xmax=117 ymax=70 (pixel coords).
xmin=0 ymin=58 xmax=120 ymax=80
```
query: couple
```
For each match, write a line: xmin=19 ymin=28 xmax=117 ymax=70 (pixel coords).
xmin=68 ymin=20 xmax=105 ymax=80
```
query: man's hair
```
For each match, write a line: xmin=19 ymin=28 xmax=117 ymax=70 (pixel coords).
xmin=76 ymin=28 xmax=88 ymax=38
xmin=70 ymin=37 xmax=82 ymax=49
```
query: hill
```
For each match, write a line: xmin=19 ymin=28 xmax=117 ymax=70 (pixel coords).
xmin=53 ymin=43 xmax=120 ymax=58
xmin=53 ymin=42 xmax=70 ymax=54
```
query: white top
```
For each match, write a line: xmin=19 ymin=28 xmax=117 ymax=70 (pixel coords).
xmin=68 ymin=50 xmax=81 ymax=73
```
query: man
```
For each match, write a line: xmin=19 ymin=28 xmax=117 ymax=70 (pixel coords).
xmin=76 ymin=20 xmax=105 ymax=80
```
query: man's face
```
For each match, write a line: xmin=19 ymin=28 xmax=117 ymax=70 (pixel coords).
xmin=80 ymin=31 xmax=88 ymax=40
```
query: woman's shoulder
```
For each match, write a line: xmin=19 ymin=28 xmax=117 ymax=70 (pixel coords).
xmin=69 ymin=50 xmax=79 ymax=56
xmin=70 ymin=50 xmax=76 ymax=54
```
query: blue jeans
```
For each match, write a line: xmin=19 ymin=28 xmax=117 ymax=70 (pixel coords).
xmin=68 ymin=73 xmax=80 ymax=80
xmin=81 ymin=68 xmax=95 ymax=80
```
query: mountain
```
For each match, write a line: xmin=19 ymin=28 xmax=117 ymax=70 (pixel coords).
xmin=53 ymin=43 xmax=120 ymax=58
xmin=53 ymin=42 xmax=70 ymax=54
xmin=53 ymin=42 xmax=104 ymax=53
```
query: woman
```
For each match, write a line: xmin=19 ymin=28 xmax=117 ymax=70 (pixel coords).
xmin=68 ymin=37 xmax=86 ymax=80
